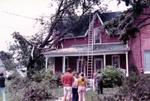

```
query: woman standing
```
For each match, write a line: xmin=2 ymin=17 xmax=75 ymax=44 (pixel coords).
xmin=72 ymin=72 xmax=78 ymax=101
xmin=78 ymin=73 xmax=87 ymax=101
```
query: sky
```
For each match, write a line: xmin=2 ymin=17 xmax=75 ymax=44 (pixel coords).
xmin=0 ymin=0 xmax=129 ymax=51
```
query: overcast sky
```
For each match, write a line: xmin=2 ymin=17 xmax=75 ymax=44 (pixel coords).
xmin=0 ymin=0 xmax=128 ymax=51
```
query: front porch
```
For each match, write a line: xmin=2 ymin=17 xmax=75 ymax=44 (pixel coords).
xmin=48 ymin=53 xmax=128 ymax=77
xmin=43 ymin=43 xmax=130 ymax=77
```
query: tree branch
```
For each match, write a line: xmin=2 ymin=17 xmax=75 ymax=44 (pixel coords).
xmin=138 ymin=22 xmax=150 ymax=29
xmin=136 ymin=16 xmax=150 ymax=27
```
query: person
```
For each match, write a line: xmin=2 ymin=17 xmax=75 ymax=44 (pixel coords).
xmin=0 ymin=73 xmax=6 ymax=101
xmin=61 ymin=68 xmax=74 ymax=101
xmin=96 ymin=70 xmax=103 ymax=94
xmin=93 ymin=72 xmax=97 ymax=92
xmin=78 ymin=73 xmax=87 ymax=101
xmin=72 ymin=72 xmax=79 ymax=101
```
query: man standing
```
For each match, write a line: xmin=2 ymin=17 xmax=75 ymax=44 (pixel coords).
xmin=96 ymin=71 xmax=103 ymax=94
xmin=61 ymin=68 xmax=74 ymax=101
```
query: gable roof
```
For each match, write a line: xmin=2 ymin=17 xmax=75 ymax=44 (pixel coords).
xmin=62 ymin=11 xmax=121 ymax=39
xmin=99 ymin=12 xmax=121 ymax=22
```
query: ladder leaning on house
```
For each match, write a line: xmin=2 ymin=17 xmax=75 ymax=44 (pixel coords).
xmin=87 ymin=14 xmax=96 ymax=78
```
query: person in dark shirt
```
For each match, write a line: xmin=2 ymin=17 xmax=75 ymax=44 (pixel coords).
xmin=0 ymin=73 xmax=6 ymax=101
xmin=96 ymin=71 xmax=103 ymax=94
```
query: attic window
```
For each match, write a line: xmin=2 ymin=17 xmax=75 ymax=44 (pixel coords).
xmin=94 ymin=27 xmax=101 ymax=43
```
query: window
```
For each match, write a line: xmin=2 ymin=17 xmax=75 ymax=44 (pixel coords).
xmin=112 ymin=55 xmax=120 ymax=68
xmin=94 ymin=58 xmax=103 ymax=73
xmin=94 ymin=27 xmax=101 ymax=43
xmin=144 ymin=51 xmax=150 ymax=73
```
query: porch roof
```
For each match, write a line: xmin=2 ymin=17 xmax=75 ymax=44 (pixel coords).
xmin=43 ymin=43 xmax=130 ymax=57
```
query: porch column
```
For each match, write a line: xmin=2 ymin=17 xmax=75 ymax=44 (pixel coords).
xmin=52 ymin=58 xmax=55 ymax=74
xmin=62 ymin=56 xmax=66 ymax=73
xmin=45 ymin=57 xmax=48 ymax=71
xmin=103 ymin=54 xmax=106 ymax=68
xmin=126 ymin=52 xmax=129 ymax=77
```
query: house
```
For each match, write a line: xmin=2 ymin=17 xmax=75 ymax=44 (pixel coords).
xmin=43 ymin=7 xmax=150 ymax=78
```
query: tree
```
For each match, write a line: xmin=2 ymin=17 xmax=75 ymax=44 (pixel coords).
xmin=22 ymin=0 xmax=108 ymax=78
xmin=105 ymin=0 xmax=150 ymax=43
xmin=9 ymin=32 xmax=45 ymax=73
xmin=0 ymin=51 xmax=16 ymax=70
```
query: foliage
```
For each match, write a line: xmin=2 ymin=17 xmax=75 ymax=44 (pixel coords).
xmin=105 ymin=0 xmax=150 ymax=43
xmin=9 ymin=0 xmax=108 ymax=78
xmin=102 ymin=66 xmax=125 ymax=87
xmin=9 ymin=32 xmax=45 ymax=78
xmin=116 ymin=74 xmax=150 ymax=101
xmin=9 ymin=68 xmax=59 ymax=101
xmin=92 ymin=73 xmax=150 ymax=101
xmin=22 ymin=83 xmax=53 ymax=101
xmin=0 ymin=51 xmax=16 ymax=70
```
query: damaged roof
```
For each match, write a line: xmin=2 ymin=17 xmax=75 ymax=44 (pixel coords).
xmin=59 ymin=11 xmax=121 ymax=38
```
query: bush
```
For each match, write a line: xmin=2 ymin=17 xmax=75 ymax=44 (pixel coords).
xmin=9 ymin=68 xmax=59 ymax=101
xmin=50 ymin=72 xmax=63 ymax=87
xmin=22 ymin=82 xmax=53 ymax=101
xmin=118 ymin=74 xmax=150 ymax=101
xmin=102 ymin=67 xmax=125 ymax=87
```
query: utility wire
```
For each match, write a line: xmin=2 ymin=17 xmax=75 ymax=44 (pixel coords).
xmin=0 ymin=10 xmax=37 ymax=20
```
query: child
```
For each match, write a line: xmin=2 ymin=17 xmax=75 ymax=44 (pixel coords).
xmin=78 ymin=73 xmax=87 ymax=101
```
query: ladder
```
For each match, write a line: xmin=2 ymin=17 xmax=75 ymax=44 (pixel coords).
xmin=87 ymin=15 xmax=96 ymax=78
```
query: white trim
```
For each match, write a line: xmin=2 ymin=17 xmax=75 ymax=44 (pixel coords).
xmin=71 ymin=42 xmax=124 ymax=47
xmin=103 ymin=54 xmax=106 ymax=68
xmin=112 ymin=55 xmax=120 ymax=68
xmin=45 ymin=50 xmax=129 ymax=57
xmin=144 ymin=71 xmax=150 ymax=74
xmin=53 ymin=58 xmax=55 ymax=74
xmin=125 ymin=52 xmax=129 ymax=77
xmin=96 ymin=13 xmax=104 ymax=26
xmin=97 ymin=42 xmax=123 ymax=45
xmin=45 ymin=57 xmax=48 ymax=71
xmin=62 ymin=56 xmax=66 ymax=73
xmin=96 ymin=13 xmax=110 ymax=35
xmin=144 ymin=51 xmax=150 ymax=74
xmin=94 ymin=58 xmax=103 ymax=73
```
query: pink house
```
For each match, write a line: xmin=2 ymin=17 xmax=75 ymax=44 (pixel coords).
xmin=43 ymin=8 xmax=150 ymax=78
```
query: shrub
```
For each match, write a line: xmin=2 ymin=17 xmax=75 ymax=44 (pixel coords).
xmin=50 ymin=72 xmax=63 ymax=87
xmin=118 ymin=74 xmax=150 ymax=101
xmin=9 ymin=68 xmax=59 ymax=101
xmin=22 ymin=82 xmax=53 ymax=101
xmin=102 ymin=67 xmax=124 ymax=87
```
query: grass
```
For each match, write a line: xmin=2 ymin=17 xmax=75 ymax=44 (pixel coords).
xmin=49 ymin=87 xmax=120 ymax=101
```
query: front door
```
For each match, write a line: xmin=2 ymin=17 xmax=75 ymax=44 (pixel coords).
xmin=94 ymin=58 xmax=103 ymax=73
xmin=144 ymin=51 xmax=150 ymax=74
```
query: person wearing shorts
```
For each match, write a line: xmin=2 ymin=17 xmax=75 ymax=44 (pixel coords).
xmin=61 ymin=68 xmax=74 ymax=101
